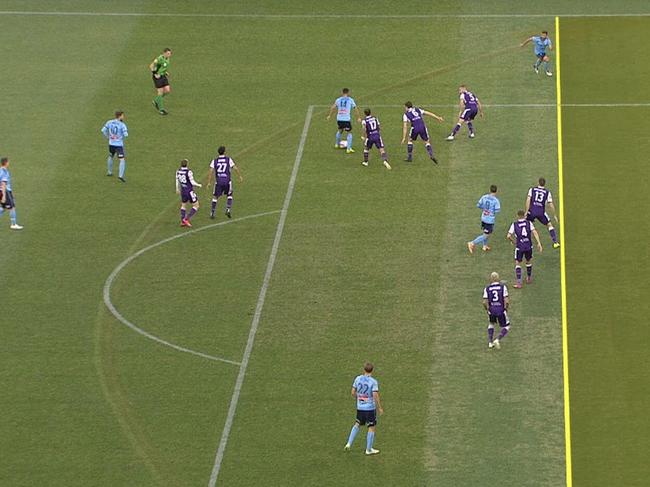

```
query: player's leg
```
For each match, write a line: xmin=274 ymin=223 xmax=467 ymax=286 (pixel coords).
xmin=345 ymin=125 xmax=354 ymax=154
xmin=362 ymin=138 xmax=370 ymax=166
xmin=345 ymin=419 xmax=361 ymax=450
xmin=187 ymin=194 xmax=199 ymax=221
xmin=180 ymin=202 xmax=187 ymax=225
xmin=514 ymin=251 xmax=523 ymax=288
xmin=117 ymin=148 xmax=126 ymax=182
xmin=379 ymin=145 xmax=391 ymax=170
xmin=405 ymin=129 xmax=415 ymax=162
xmin=225 ymin=184 xmax=233 ymax=218
xmin=533 ymin=53 xmax=543 ymax=73
xmin=6 ymin=193 xmax=22 ymax=229
xmin=495 ymin=314 xmax=510 ymax=347
xmin=107 ymin=147 xmax=114 ymax=176
xmin=420 ymin=129 xmax=437 ymax=163
xmin=526 ymin=256 xmax=533 ymax=283
xmin=335 ymin=126 xmax=343 ymax=148
xmin=448 ymin=116 xmax=464 ymax=140
xmin=154 ymin=86 xmax=164 ymax=111
xmin=365 ymin=411 xmax=379 ymax=455
xmin=487 ymin=319 xmax=496 ymax=348
xmin=467 ymin=113 xmax=476 ymax=138
xmin=547 ymin=222 xmax=559 ymax=248
xmin=542 ymin=54 xmax=552 ymax=76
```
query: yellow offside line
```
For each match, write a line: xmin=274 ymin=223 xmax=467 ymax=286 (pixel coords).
xmin=555 ymin=15 xmax=573 ymax=487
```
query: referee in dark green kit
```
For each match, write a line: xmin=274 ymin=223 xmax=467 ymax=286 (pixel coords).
xmin=149 ymin=48 xmax=172 ymax=115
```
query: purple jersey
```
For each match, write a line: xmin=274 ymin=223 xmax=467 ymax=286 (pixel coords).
xmin=483 ymin=282 xmax=509 ymax=315
xmin=403 ymin=107 xmax=427 ymax=131
xmin=528 ymin=186 xmax=552 ymax=215
xmin=210 ymin=156 xmax=235 ymax=183
xmin=461 ymin=91 xmax=479 ymax=108
xmin=508 ymin=219 xmax=535 ymax=251
xmin=176 ymin=167 xmax=195 ymax=192
xmin=363 ymin=115 xmax=381 ymax=138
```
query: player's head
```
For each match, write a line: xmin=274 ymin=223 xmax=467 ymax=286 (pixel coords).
xmin=163 ymin=47 xmax=172 ymax=58
xmin=341 ymin=88 xmax=349 ymax=96
xmin=1 ymin=157 xmax=8 ymax=167
xmin=363 ymin=362 xmax=374 ymax=374
xmin=538 ymin=177 xmax=546 ymax=186
xmin=541 ymin=31 xmax=548 ymax=39
xmin=490 ymin=184 xmax=497 ymax=193
xmin=517 ymin=209 xmax=525 ymax=218
xmin=364 ymin=108 xmax=371 ymax=116
xmin=180 ymin=159 xmax=189 ymax=167
xmin=404 ymin=101 xmax=413 ymax=109
xmin=115 ymin=110 xmax=124 ymax=120
xmin=490 ymin=271 xmax=500 ymax=282
xmin=458 ymin=84 xmax=467 ymax=93
xmin=218 ymin=146 xmax=226 ymax=155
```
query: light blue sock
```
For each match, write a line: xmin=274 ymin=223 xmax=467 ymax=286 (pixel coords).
xmin=535 ymin=58 xmax=542 ymax=68
xmin=543 ymin=61 xmax=550 ymax=72
xmin=118 ymin=159 xmax=126 ymax=178
xmin=335 ymin=131 xmax=342 ymax=146
xmin=472 ymin=235 xmax=485 ymax=246
xmin=107 ymin=156 xmax=113 ymax=175
xmin=347 ymin=424 xmax=359 ymax=446
xmin=366 ymin=431 xmax=375 ymax=451
xmin=347 ymin=133 xmax=353 ymax=149
xmin=10 ymin=209 xmax=17 ymax=225
xmin=0 ymin=207 xmax=4 ymax=217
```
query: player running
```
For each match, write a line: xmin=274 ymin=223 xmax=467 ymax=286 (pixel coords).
xmin=521 ymin=31 xmax=553 ymax=76
xmin=101 ymin=111 xmax=128 ymax=182
xmin=526 ymin=177 xmax=560 ymax=249
xmin=360 ymin=109 xmax=391 ymax=170
xmin=176 ymin=159 xmax=202 ymax=227
xmin=207 ymin=146 xmax=243 ymax=219
xmin=149 ymin=48 xmax=172 ymax=115
xmin=446 ymin=85 xmax=484 ymax=141
xmin=468 ymin=185 xmax=501 ymax=253
xmin=507 ymin=210 xmax=543 ymax=288
xmin=483 ymin=272 xmax=511 ymax=349
xmin=401 ymin=101 xmax=443 ymax=164
xmin=327 ymin=88 xmax=361 ymax=154
xmin=344 ymin=362 xmax=384 ymax=455
xmin=0 ymin=157 xmax=23 ymax=230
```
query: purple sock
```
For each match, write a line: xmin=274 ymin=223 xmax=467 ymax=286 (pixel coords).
xmin=526 ymin=265 xmax=533 ymax=278
xmin=180 ymin=208 xmax=186 ymax=220
xmin=188 ymin=207 xmax=197 ymax=220
xmin=426 ymin=144 xmax=434 ymax=157
xmin=451 ymin=124 xmax=461 ymax=135
xmin=499 ymin=327 xmax=509 ymax=340
xmin=467 ymin=122 xmax=474 ymax=134
xmin=407 ymin=143 xmax=413 ymax=160
xmin=363 ymin=151 xmax=369 ymax=162
xmin=488 ymin=327 xmax=495 ymax=343
xmin=227 ymin=197 xmax=233 ymax=209
xmin=515 ymin=266 xmax=522 ymax=282
xmin=550 ymin=227 xmax=558 ymax=243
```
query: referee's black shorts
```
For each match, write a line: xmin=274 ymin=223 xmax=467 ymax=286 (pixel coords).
xmin=153 ymin=74 xmax=169 ymax=89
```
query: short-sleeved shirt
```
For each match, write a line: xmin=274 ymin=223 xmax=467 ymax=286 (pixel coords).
xmin=153 ymin=54 xmax=170 ymax=76
xmin=508 ymin=219 xmax=536 ymax=251
xmin=528 ymin=186 xmax=553 ymax=215
xmin=362 ymin=115 xmax=381 ymax=138
xmin=101 ymin=119 xmax=128 ymax=147
xmin=0 ymin=167 xmax=12 ymax=191
xmin=532 ymin=36 xmax=552 ymax=55
xmin=477 ymin=194 xmax=501 ymax=224
xmin=210 ymin=156 xmax=236 ymax=184
xmin=403 ymin=107 xmax=427 ymax=131
xmin=483 ymin=282 xmax=509 ymax=315
xmin=334 ymin=96 xmax=356 ymax=121
xmin=353 ymin=374 xmax=379 ymax=411
xmin=461 ymin=91 xmax=479 ymax=108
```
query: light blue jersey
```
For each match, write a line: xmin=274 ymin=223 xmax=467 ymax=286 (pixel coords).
xmin=101 ymin=119 xmax=128 ymax=147
xmin=353 ymin=374 xmax=379 ymax=411
xmin=334 ymin=96 xmax=356 ymax=121
xmin=0 ymin=167 xmax=12 ymax=191
xmin=532 ymin=36 xmax=552 ymax=56
xmin=477 ymin=194 xmax=500 ymax=224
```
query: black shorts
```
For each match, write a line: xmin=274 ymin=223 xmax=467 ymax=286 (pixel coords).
xmin=109 ymin=145 xmax=125 ymax=159
xmin=337 ymin=120 xmax=352 ymax=131
xmin=1 ymin=190 xmax=15 ymax=209
xmin=153 ymin=74 xmax=169 ymax=88
xmin=481 ymin=221 xmax=494 ymax=234
xmin=489 ymin=311 xmax=510 ymax=327
xmin=356 ymin=409 xmax=377 ymax=427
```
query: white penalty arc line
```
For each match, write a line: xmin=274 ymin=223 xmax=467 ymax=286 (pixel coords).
xmin=1 ymin=11 xmax=650 ymax=18
xmin=207 ymin=105 xmax=314 ymax=487
xmin=103 ymin=210 xmax=281 ymax=367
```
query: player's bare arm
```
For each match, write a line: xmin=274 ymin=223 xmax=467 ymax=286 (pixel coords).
xmin=351 ymin=387 xmax=357 ymax=398
xmin=548 ymin=201 xmax=559 ymax=222
xmin=482 ymin=298 xmax=489 ymax=313
xmin=504 ymin=296 xmax=510 ymax=310
xmin=354 ymin=105 xmax=362 ymax=122
xmin=0 ymin=181 xmax=6 ymax=203
xmin=477 ymin=99 xmax=485 ymax=118
xmin=373 ymin=391 xmax=384 ymax=414
xmin=423 ymin=110 xmax=444 ymax=122
xmin=520 ymin=37 xmax=533 ymax=47
xmin=234 ymin=165 xmax=243 ymax=183
xmin=525 ymin=195 xmax=532 ymax=213
xmin=401 ymin=121 xmax=409 ymax=144
xmin=326 ymin=104 xmax=336 ymax=121
xmin=506 ymin=232 xmax=515 ymax=244
xmin=533 ymin=229 xmax=543 ymax=252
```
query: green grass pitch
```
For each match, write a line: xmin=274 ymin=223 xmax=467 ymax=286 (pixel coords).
xmin=1 ymin=2 xmax=648 ymax=486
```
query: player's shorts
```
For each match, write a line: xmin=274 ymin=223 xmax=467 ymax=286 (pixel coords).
xmin=1 ymin=190 xmax=15 ymax=209
xmin=213 ymin=181 xmax=233 ymax=198
xmin=515 ymin=247 xmax=533 ymax=262
xmin=365 ymin=135 xmax=384 ymax=150
xmin=181 ymin=189 xmax=198 ymax=204
xmin=526 ymin=211 xmax=549 ymax=226
xmin=489 ymin=311 xmax=510 ymax=327
xmin=536 ymin=52 xmax=547 ymax=59
xmin=108 ymin=144 xmax=125 ymax=159
xmin=461 ymin=107 xmax=478 ymax=121
xmin=153 ymin=74 xmax=170 ymax=88
xmin=356 ymin=409 xmax=377 ymax=427
xmin=481 ymin=221 xmax=494 ymax=234
xmin=337 ymin=120 xmax=352 ymax=131
xmin=409 ymin=126 xmax=429 ymax=141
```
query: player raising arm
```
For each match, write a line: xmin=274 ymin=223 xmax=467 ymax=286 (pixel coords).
xmin=401 ymin=101 xmax=444 ymax=164
xmin=521 ymin=31 xmax=553 ymax=76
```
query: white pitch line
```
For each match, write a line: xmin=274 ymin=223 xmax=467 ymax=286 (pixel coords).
xmin=103 ymin=210 xmax=280 ymax=366
xmin=1 ymin=11 xmax=649 ymax=18
xmin=312 ymin=103 xmax=650 ymax=108
xmin=207 ymin=105 xmax=314 ymax=487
